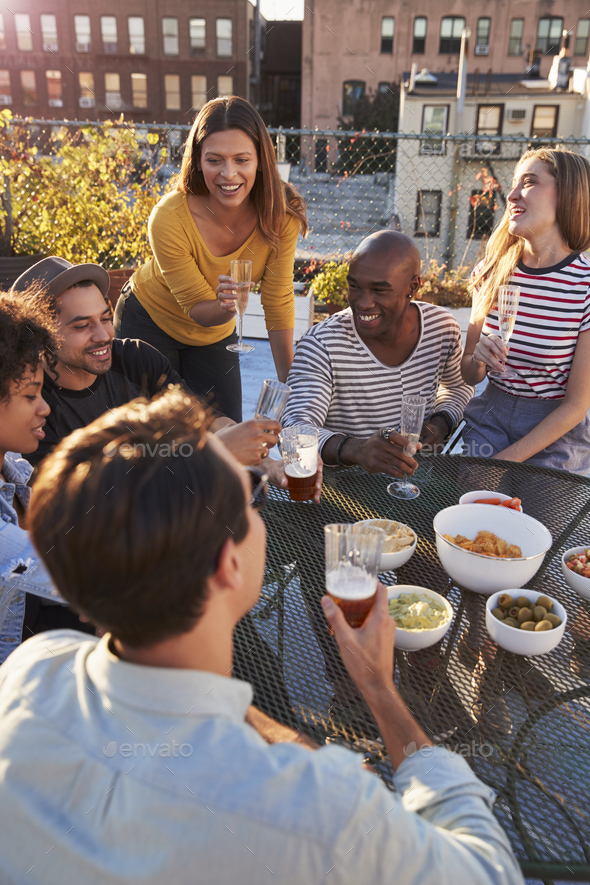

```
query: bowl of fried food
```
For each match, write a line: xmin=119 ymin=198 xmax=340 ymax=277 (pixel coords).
xmin=459 ymin=490 xmax=523 ymax=512
xmin=561 ymin=547 xmax=590 ymax=603
xmin=486 ymin=590 xmax=566 ymax=655
xmin=355 ymin=518 xmax=417 ymax=571
xmin=433 ymin=504 xmax=552 ymax=595
xmin=387 ymin=585 xmax=454 ymax=651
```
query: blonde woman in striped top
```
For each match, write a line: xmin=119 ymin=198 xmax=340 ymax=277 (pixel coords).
xmin=462 ymin=148 xmax=590 ymax=474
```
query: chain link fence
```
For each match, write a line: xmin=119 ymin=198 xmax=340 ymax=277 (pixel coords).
xmin=2 ymin=116 xmax=590 ymax=294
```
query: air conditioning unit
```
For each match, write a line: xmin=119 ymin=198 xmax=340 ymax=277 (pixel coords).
xmin=43 ymin=42 xmax=58 ymax=52
xmin=507 ymin=108 xmax=527 ymax=122
xmin=79 ymin=96 xmax=95 ymax=108
xmin=48 ymin=98 xmax=63 ymax=107
xmin=75 ymin=41 xmax=91 ymax=52
xmin=474 ymin=44 xmax=489 ymax=56
xmin=103 ymin=42 xmax=118 ymax=54
xmin=0 ymin=94 xmax=12 ymax=105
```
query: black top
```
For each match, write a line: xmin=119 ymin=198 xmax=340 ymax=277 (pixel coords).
xmin=28 ymin=338 xmax=186 ymax=466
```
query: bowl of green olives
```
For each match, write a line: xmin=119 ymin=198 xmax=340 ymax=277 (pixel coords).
xmin=561 ymin=547 xmax=590 ymax=602
xmin=485 ymin=590 xmax=567 ymax=655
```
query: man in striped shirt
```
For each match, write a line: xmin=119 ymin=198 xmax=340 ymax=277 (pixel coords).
xmin=283 ymin=232 xmax=475 ymax=477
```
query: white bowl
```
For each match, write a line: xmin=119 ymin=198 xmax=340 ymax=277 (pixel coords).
xmin=386 ymin=585 xmax=454 ymax=651
xmin=433 ymin=504 xmax=552 ymax=595
xmin=561 ymin=546 xmax=590 ymax=602
xmin=459 ymin=490 xmax=523 ymax=512
xmin=486 ymin=589 xmax=566 ymax=656
xmin=355 ymin=519 xmax=417 ymax=571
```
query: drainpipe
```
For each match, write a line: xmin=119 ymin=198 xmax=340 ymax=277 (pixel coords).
xmin=456 ymin=28 xmax=471 ymax=135
xmin=447 ymin=29 xmax=471 ymax=269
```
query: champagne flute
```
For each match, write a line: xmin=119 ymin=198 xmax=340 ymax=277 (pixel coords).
xmin=488 ymin=285 xmax=520 ymax=380
xmin=387 ymin=395 xmax=427 ymax=500
xmin=226 ymin=259 xmax=255 ymax=354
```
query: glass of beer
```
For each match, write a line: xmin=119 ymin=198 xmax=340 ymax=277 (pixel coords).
xmin=255 ymin=379 xmax=291 ymax=421
xmin=324 ymin=524 xmax=385 ymax=627
xmin=278 ymin=425 xmax=319 ymax=502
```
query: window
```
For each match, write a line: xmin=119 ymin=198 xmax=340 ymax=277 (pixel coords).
xmin=41 ymin=15 xmax=58 ymax=52
xmin=191 ymin=74 xmax=207 ymax=109
xmin=439 ymin=16 xmax=465 ymax=54
xmin=420 ymin=104 xmax=448 ymax=154
xmin=190 ymin=18 xmax=206 ymax=56
xmin=162 ymin=18 xmax=179 ymax=55
xmin=128 ymin=17 xmax=145 ymax=55
xmin=380 ymin=17 xmax=394 ymax=54
xmin=74 ymin=15 xmax=91 ymax=52
xmin=475 ymin=17 xmax=490 ymax=54
xmin=477 ymin=104 xmax=502 ymax=135
xmin=216 ymin=19 xmax=232 ymax=57
xmin=0 ymin=15 xmax=5 ymax=51
xmin=78 ymin=72 xmax=95 ymax=108
xmin=508 ymin=19 xmax=524 ymax=55
xmin=101 ymin=17 xmax=117 ymax=54
xmin=415 ymin=190 xmax=442 ymax=237
xmin=575 ymin=20 xmax=590 ymax=56
xmin=46 ymin=70 xmax=62 ymax=107
xmin=217 ymin=75 xmax=233 ymax=96
xmin=476 ymin=104 xmax=503 ymax=154
xmin=531 ymin=105 xmax=558 ymax=138
xmin=131 ymin=73 xmax=147 ymax=108
xmin=536 ymin=17 xmax=563 ymax=55
xmin=467 ymin=190 xmax=495 ymax=239
xmin=15 ymin=14 xmax=33 ymax=51
xmin=165 ymin=74 xmax=181 ymax=110
xmin=413 ymin=17 xmax=427 ymax=54
xmin=342 ymin=79 xmax=365 ymax=115
xmin=0 ymin=70 xmax=11 ymax=105
xmin=105 ymin=72 xmax=121 ymax=110
xmin=21 ymin=70 xmax=37 ymax=105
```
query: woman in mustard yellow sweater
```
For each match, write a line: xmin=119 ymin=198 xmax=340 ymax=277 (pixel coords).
xmin=114 ymin=96 xmax=307 ymax=422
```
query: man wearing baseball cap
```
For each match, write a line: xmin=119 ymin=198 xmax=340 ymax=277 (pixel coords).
xmin=11 ymin=257 xmax=285 ymax=472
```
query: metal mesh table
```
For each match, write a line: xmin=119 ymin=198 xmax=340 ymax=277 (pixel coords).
xmin=233 ymin=456 xmax=590 ymax=884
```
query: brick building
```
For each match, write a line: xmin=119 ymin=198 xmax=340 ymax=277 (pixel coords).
xmin=302 ymin=0 xmax=590 ymax=130
xmin=0 ymin=0 xmax=254 ymax=123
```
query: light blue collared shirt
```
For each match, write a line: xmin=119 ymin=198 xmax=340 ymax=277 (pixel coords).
xmin=0 ymin=453 xmax=62 ymax=663
xmin=0 ymin=630 xmax=524 ymax=885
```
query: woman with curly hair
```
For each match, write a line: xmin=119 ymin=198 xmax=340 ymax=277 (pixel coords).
xmin=0 ymin=291 xmax=66 ymax=663
xmin=114 ymin=95 xmax=308 ymax=422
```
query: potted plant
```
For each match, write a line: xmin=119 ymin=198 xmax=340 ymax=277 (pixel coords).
xmin=417 ymin=259 xmax=472 ymax=309
xmin=310 ymin=260 xmax=350 ymax=314
xmin=0 ymin=110 xmax=164 ymax=297
xmin=0 ymin=110 xmax=45 ymax=288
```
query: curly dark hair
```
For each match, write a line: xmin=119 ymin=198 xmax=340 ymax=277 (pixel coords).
xmin=0 ymin=289 xmax=59 ymax=403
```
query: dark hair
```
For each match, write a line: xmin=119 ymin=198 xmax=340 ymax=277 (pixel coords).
xmin=0 ymin=289 xmax=59 ymax=402
xmin=28 ymin=387 xmax=249 ymax=647
xmin=176 ymin=95 xmax=307 ymax=254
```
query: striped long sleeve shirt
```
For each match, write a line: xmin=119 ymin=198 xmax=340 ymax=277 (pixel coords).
xmin=478 ymin=252 xmax=590 ymax=400
xmin=283 ymin=304 xmax=475 ymax=452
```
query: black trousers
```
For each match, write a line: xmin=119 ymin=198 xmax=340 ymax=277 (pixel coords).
xmin=114 ymin=285 xmax=243 ymax=422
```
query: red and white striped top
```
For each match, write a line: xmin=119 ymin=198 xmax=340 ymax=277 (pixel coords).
xmin=474 ymin=252 xmax=590 ymax=399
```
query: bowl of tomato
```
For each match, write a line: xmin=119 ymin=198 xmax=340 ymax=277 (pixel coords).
xmin=562 ymin=547 xmax=590 ymax=602
xmin=459 ymin=490 xmax=523 ymax=512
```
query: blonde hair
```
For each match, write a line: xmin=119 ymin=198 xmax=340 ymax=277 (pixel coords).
xmin=471 ymin=148 xmax=590 ymax=322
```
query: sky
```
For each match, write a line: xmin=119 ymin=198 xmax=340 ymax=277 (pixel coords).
xmin=259 ymin=0 xmax=304 ymax=21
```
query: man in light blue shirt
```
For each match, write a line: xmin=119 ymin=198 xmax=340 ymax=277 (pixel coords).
xmin=0 ymin=387 xmax=523 ymax=885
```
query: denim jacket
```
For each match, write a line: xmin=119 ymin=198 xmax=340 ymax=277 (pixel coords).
xmin=0 ymin=452 xmax=63 ymax=664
